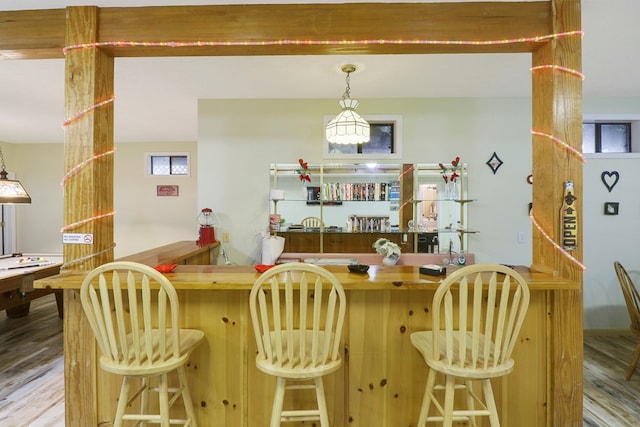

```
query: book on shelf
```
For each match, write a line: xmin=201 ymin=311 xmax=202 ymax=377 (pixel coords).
xmin=321 ymin=182 xmax=391 ymax=202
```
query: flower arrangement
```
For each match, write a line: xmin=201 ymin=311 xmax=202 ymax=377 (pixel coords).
xmin=438 ymin=156 xmax=461 ymax=183
xmin=296 ymin=158 xmax=311 ymax=183
xmin=372 ymin=238 xmax=401 ymax=258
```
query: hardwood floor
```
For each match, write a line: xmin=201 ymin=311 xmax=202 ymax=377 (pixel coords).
xmin=583 ymin=332 xmax=640 ymax=427
xmin=0 ymin=295 xmax=64 ymax=427
xmin=1 ymin=295 xmax=640 ymax=426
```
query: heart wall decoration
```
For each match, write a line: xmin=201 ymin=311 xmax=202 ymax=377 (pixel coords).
xmin=601 ymin=171 xmax=620 ymax=192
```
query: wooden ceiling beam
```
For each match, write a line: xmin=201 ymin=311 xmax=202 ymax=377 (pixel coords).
xmin=0 ymin=9 xmax=66 ymax=59
xmin=1 ymin=2 xmax=551 ymax=60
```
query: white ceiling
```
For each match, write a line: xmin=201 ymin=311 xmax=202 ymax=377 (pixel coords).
xmin=0 ymin=0 xmax=638 ymax=144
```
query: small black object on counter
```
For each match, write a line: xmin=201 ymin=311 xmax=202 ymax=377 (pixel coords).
xmin=419 ymin=264 xmax=446 ymax=276
xmin=348 ymin=264 xmax=370 ymax=274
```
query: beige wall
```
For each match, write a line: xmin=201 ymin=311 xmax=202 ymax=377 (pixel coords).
xmin=197 ymin=97 xmax=534 ymax=266
xmin=11 ymin=141 xmax=197 ymax=258
xmin=112 ymin=142 xmax=198 ymax=257
xmin=11 ymin=143 xmax=63 ymax=254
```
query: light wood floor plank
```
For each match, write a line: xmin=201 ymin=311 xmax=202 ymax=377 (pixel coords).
xmin=583 ymin=333 xmax=640 ymax=427
xmin=0 ymin=295 xmax=64 ymax=427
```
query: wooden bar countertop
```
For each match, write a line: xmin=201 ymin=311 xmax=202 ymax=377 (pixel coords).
xmin=36 ymin=263 xmax=577 ymax=292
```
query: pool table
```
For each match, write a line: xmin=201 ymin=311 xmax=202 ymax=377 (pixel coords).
xmin=0 ymin=253 xmax=63 ymax=318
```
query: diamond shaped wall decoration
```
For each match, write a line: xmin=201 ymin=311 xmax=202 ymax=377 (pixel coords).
xmin=486 ymin=151 xmax=503 ymax=175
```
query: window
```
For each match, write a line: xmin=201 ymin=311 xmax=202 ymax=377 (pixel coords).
xmin=324 ymin=115 xmax=402 ymax=159
xmin=146 ymin=153 xmax=190 ymax=176
xmin=582 ymin=122 xmax=631 ymax=153
xmin=327 ymin=123 xmax=394 ymax=155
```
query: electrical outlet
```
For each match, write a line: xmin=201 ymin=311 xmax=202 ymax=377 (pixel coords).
xmin=517 ymin=231 xmax=526 ymax=244
xmin=223 ymin=232 xmax=230 ymax=243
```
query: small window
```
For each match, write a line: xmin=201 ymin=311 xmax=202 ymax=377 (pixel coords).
xmin=146 ymin=153 xmax=190 ymax=176
xmin=582 ymin=123 xmax=631 ymax=153
xmin=324 ymin=115 xmax=402 ymax=159
xmin=327 ymin=123 xmax=394 ymax=155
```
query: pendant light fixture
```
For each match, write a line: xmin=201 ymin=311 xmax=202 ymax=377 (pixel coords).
xmin=0 ymin=146 xmax=31 ymax=204
xmin=326 ymin=64 xmax=370 ymax=145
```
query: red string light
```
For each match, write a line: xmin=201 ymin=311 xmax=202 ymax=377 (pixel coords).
xmin=530 ymin=208 xmax=586 ymax=271
xmin=61 ymin=147 xmax=117 ymax=188
xmin=61 ymin=242 xmax=117 ymax=269
xmin=61 ymin=210 xmax=117 ymax=233
xmin=62 ymin=96 xmax=116 ymax=127
xmin=530 ymin=130 xmax=585 ymax=163
xmin=528 ymin=57 xmax=585 ymax=268
xmin=62 ymin=96 xmax=118 ymax=262
xmin=530 ymin=64 xmax=585 ymax=80
xmin=61 ymin=29 xmax=585 ymax=269
xmin=62 ymin=31 xmax=583 ymax=53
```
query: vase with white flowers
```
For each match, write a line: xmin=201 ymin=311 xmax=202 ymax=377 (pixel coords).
xmin=372 ymin=238 xmax=401 ymax=266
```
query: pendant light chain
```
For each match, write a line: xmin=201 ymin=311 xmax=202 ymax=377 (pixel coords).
xmin=0 ymin=147 xmax=6 ymax=173
xmin=342 ymin=70 xmax=352 ymax=100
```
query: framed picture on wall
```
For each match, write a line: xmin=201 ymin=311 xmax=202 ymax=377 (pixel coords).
xmin=157 ymin=185 xmax=179 ymax=197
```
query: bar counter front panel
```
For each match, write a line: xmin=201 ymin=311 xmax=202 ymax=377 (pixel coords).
xmin=37 ymin=253 xmax=576 ymax=427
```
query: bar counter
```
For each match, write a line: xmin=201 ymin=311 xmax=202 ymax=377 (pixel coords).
xmin=35 ymin=243 xmax=580 ymax=427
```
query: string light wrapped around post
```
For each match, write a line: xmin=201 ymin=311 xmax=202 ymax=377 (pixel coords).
xmin=326 ymin=64 xmax=370 ymax=145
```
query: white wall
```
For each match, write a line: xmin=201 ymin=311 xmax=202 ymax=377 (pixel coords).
xmin=12 ymin=141 xmax=198 ymax=258
xmin=197 ymin=97 xmax=533 ymax=266
xmin=583 ymin=154 xmax=640 ymax=328
xmin=582 ymin=96 xmax=640 ymax=329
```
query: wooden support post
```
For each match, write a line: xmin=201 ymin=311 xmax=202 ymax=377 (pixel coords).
xmin=531 ymin=1 xmax=583 ymax=425
xmin=63 ymin=6 xmax=115 ymax=271
xmin=63 ymin=6 xmax=115 ymax=426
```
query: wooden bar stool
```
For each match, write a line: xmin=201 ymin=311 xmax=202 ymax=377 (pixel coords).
xmin=249 ymin=262 xmax=346 ymax=427
xmin=614 ymin=261 xmax=640 ymax=380
xmin=410 ymin=264 xmax=530 ymax=426
xmin=80 ymin=261 xmax=205 ymax=427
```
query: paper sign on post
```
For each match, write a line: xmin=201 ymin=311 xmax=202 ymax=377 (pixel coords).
xmin=62 ymin=233 xmax=94 ymax=245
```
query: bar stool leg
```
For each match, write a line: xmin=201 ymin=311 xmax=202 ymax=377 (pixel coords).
xmin=178 ymin=366 xmax=198 ymax=427
xmin=271 ymin=377 xmax=287 ymax=427
xmin=443 ymin=375 xmax=455 ymax=427
xmin=418 ymin=368 xmax=437 ymax=426
xmin=114 ymin=377 xmax=132 ymax=427
xmin=482 ymin=379 xmax=500 ymax=427
xmin=159 ymin=373 xmax=170 ymax=427
xmin=314 ymin=377 xmax=329 ymax=427
xmin=464 ymin=380 xmax=477 ymax=426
